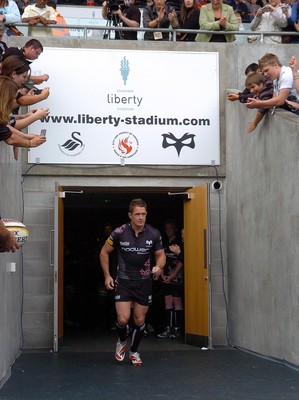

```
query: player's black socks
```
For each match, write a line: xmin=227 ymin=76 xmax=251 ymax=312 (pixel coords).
xmin=130 ymin=323 xmax=145 ymax=352
xmin=174 ymin=309 xmax=183 ymax=329
xmin=116 ymin=321 xmax=129 ymax=343
xmin=166 ymin=308 xmax=174 ymax=328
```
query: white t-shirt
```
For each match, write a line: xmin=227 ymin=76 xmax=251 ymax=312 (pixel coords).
xmin=273 ymin=66 xmax=299 ymax=100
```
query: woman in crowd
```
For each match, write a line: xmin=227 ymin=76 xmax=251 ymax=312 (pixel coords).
xmin=0 ymin=0 xmax=21 ymax=27
xmin=143 ymin=0 xmax=179 ymax=41
xmin=0 ymin=76 xmax=46 ymax=148
xmin=249 ymin=0 xmax=287 ymax=44
xmin=1 ymin=55 xmax=49 ymax=128
xmin=177 ymin=0 xmax=200 ymax=41
xmin=196 ymin=0 xmax=239 ymax=42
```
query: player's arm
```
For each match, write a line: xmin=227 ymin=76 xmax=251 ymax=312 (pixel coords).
xmin=100 ymin=241 xmax=115 ymax=290
xmin=0 ymin=220 xmax=19 ymax=252
xmin=168 ymin=261 xmax=183 ymax=281
xmin=152 ymin=249 xmax=166 ymax=280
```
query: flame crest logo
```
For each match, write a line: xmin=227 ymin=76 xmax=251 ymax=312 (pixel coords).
xmin=59 ymin=132 xmax=85 ymax=156
xmin=113 ymin=132 xmax=139 ymax=159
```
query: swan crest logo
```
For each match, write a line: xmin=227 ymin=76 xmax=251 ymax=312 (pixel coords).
xmin=59 ymin=132 xmax=85 ymax=156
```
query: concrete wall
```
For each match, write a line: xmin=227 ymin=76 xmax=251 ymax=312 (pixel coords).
xmin=22 ymin=175 xmax=227 ymax=347
xmin=0 ymin=145 xmax=23 ymax=388
xmin=226 ymin=105 xmax=299 ymax=366
xmin=1 ymin=35 xmax=299 ymax=371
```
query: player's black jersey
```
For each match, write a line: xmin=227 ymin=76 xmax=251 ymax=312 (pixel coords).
xmin=108 ymin=223 xmax=163 ymax=280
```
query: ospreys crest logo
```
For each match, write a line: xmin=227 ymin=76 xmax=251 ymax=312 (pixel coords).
xmin=161 ymin=132 xmax=196 ymax=156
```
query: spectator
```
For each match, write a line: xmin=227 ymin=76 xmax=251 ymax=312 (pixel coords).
xmin=1 ymin=39 xmax=49 ymax=84
xmin=0 ymin=22 xmax=8 ymax=56
xmin=282 ymin=0 xmax=299 ymax=43
xmin=0 ymin=0 xmax=21 ymax=28
xmin=249 ymin=0 xmax=287 ymax=44
xmin=0 ymin=76 xmax=46 ymax=149
xmin=0 ymin=218 xmax=19 ymax=252
xmin=143 ymin=0 xmax=179 ymax=41
xmin=247 ymin=0 xmax=261 ymax=21
xmin=177 ymin=0 xmax=200 ymax=41
xmin=244 ymin=72 xmax=274 ymax=133
xmin=227 ymin=62 xmax=259 ymax=103
xmin=231 ymin=0 xmax=250 ymax=22
xmin=22 ymin=0 xmax=56 ymax=37
xmin=196 ymin=0 xmax=239 ymax=42
xmin=15 ymin=0 xmax=29 ymax=15
xmin=1 ymin=55 xmax=49 ymax=126
xmin=285 ymin=55 xmax=299 ymax=113
xmin=245 ymin=53 xmax=299 ymax=114
xmin=47 ymin=1 xmax=69 ymax=36
xmin=102 ymin=0 xmax=140 ymax=40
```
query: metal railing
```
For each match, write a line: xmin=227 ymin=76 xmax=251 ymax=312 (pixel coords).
xmin=9 ymin=22 xmax=299 ymax=43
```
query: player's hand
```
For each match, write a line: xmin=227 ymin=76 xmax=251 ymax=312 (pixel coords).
xmin=105 ymin=276 xmax=115 ymax=290
xmin=152 ymin=266 xmax=162 ymax=280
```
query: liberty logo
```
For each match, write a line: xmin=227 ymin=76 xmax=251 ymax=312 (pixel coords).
xmin=120 ymin=56 xmax=130 ymax=85
xmin=161 ymin=132 xmax=196 ymax=156
xmin=59 ymin=132 xmax=85 ymax=157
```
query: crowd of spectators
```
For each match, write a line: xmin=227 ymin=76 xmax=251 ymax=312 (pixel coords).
xmin=227 ymin=53 xmax=299 ymax=133
xmin=0 ymin=0 xmax=298 ymax=41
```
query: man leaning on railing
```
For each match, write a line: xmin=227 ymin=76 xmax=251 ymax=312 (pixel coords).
xmin=22 ymin=0 xmax=56 ymax=37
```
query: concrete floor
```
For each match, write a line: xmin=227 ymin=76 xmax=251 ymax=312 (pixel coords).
xmin=1 ymin=328 xmax=299 ymax=400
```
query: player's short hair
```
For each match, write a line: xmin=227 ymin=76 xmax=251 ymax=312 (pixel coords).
xmin=129 ymin=198 xmax=147 ymax=213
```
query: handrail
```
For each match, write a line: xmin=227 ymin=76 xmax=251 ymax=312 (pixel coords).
xmin=9 ymin=22 xmax=299 ymax=42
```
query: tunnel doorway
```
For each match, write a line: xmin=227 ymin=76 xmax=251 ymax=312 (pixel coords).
xmin=60 ymin=187 xmax=185 ymax=346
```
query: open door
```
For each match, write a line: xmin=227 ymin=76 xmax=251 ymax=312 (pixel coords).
xmin=184 ymin=184 xmax=211 ymax=348
xmin=53 ymin=183 xmax=64 ymax=351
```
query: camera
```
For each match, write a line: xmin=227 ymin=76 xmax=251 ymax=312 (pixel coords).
xmin=107 ymin=0 xmax=122 ymax=12
xmin=106 ymin=0 xmax=129 ymax=12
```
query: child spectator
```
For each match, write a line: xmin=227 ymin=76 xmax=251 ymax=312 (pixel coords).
xmin=244 ymin=72 xmax=274 ymax=133
xmin=227 ymin=62 xmax=259 ymax=103
xmin=285 ymin=55 xmax=299 ymax=114
xmin=245 ymin=53 xmax=299 ymax=114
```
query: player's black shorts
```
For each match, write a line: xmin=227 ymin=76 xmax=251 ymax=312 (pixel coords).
xmin=114 ymin=278 xmax=152 ymax=306
xmin=162 ymin=283 xmax=183 ymax=298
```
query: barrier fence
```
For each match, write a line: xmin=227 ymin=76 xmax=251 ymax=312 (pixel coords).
xmin=8 ymin=22 xmax=299 ymax=42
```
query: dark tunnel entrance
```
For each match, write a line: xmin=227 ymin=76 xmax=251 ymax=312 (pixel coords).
xmin=62 ymin=188 xmax=185 ymax=343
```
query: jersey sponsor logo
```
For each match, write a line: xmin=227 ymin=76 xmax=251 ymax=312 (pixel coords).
xmin=140 ymin=268 xmax=151 ymax=277
xmin=120 ymin=241 xmax=130 ymax=246
xmin=122 ymin=247 xmax=149 ymax=253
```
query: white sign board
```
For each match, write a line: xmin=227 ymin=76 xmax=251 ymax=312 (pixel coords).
xmin=28 ymin=48 xmax=220 ymax=165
